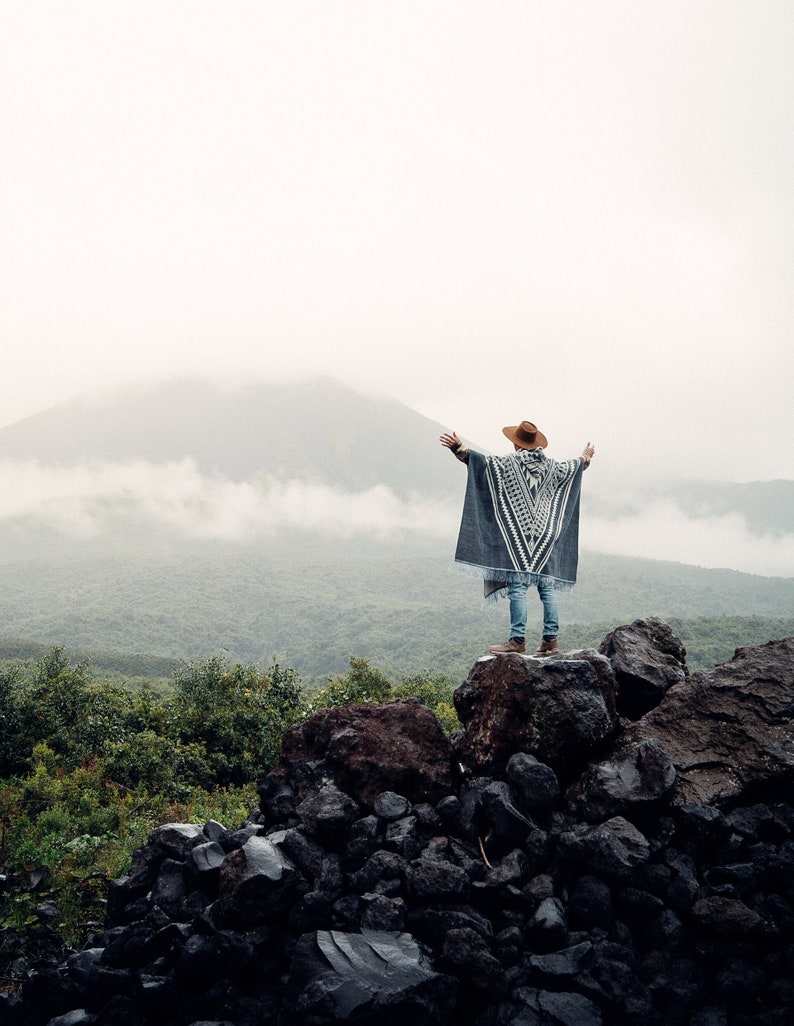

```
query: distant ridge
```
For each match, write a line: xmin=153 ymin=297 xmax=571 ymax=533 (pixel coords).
xmin=0 ymin=377 xmax=462 ymax=500
xmin=587 ymin=478 xmax=794 ymax=537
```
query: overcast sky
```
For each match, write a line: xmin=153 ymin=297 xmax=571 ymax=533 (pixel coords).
xmin=3 ymin=1 xmax=793 ymax=482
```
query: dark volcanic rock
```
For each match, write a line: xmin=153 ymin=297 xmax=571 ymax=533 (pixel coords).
xmin=526 ymin=896 xmax=568 ymax=950
xmin=148 ymin=859 xmax=188 ymax=921
xmin=149 ymin=823 xmax=207 ymax=860
xmin=568 ymin=874 xmax=612 ymax=930
xmin=567 ymin=738 xmax=677 ymax=824
xmin=217 ymin=836 xmax=301 ymax=926
xmin=690 ymin=895 xmax=769 ymax=938
xmin=374 ymin=791 xmax=413 ymax=821
xmin=297 ymin=783 xmax=360 ymax=843
xmin=407 ymin=859 xmax=470 ymax=902
xmin=557 ymin=816 xmax=651 ymax=882
xmin=634 ymin=636 xmax=794 ymax=807
xmin=282 ymin=928 xmax=457 ymax=1025
xmin=259 ymin=699 xmax=454 ymax=812
xmin=452 ymin=652 xmax=618 ymax=779
xmin=599 ymin=616 xmax=688 ymax=718
xmin=347 ymin=849 xmax=409 ymax=898
xmin=505 ymin=753 xmax=561 ymax=817
xmin=442 ymin=927 xmax=506 ymax=995
xmin=185 ymin=841 xmax=226 ymax=888
xmin=483 ymin=986 xmax=604 ymax=1026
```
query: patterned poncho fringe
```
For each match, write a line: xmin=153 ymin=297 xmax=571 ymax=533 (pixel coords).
xmin=453 ymin=447 xmax=585 ymax=605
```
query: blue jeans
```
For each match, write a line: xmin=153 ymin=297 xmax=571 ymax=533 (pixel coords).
xmin=507 ymin=579 xmax=559 ymax=640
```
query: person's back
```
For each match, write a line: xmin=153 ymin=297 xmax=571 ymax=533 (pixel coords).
xmin=441 ymin=420 xmax=595 ymax=656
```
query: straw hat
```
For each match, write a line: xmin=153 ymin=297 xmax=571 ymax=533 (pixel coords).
xmin=502 ymin=420 xmax=548 ymax=450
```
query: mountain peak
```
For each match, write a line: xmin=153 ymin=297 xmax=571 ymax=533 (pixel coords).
xmin=0 ymin=377 xmax=461 ymax=498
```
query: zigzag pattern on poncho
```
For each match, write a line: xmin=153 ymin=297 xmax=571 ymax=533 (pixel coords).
xmin=453 ymin=447 xmax=585 ymax=603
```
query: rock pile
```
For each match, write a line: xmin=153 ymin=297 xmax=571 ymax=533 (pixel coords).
xmin=4 ymin=619 xmax=794 ymax=1026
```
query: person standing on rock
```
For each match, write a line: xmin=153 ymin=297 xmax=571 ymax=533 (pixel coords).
xmin=440 ymin=420 xmax=595 ymax=656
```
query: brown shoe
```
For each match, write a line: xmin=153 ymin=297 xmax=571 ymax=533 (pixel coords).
xmin=489 ymin=638 xmax=526 ymax=655
xmin=535 ymin=637 xmax=559 ymax=656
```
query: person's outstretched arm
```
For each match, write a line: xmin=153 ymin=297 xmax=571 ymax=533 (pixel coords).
xmin=581 ymin=442 xmax=596 ymax=468
xmin=440 ymin=431 xmax=470 ymax=464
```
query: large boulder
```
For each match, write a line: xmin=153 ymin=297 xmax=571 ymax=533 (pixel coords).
xmin=556 ymin=816 xmax=651 ymax=882
xmin=452 ymin=652 xmax=618 ymax=780
xmin=566 ymin=738 xmax=677 ymax=824
xmin=218 ymin=835 xmax=302 ymax=927
xmin=599 ymin=616 xmax=688 ymax=719
xmin=259 ymin=699 xmax=455 ymax=815
xmin=634 ymin=637 xmax=794 ymax=807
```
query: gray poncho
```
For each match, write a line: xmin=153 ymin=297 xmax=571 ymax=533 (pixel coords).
xmin=453 ymin=447 xmax=586 ymax=603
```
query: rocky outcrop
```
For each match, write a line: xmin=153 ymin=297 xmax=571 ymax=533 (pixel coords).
xmin=452 ymin=650 xmax=618 ymax=779
xmin=599 ymin=616 xmax=688 ymax=719
xmin=5 ymin=620 xmax=794 ymax=1026
xmin=634 ymin=636 xmax=794 ymax=807
xmin=260 ymin=698 xmax=455 ymax=815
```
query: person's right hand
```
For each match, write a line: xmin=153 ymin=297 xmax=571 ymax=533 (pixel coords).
xmin=440 ymin=431 xmax=461 ymax=449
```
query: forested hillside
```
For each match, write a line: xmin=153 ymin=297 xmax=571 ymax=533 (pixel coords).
xmin=1 ymin=534 xmax=793 ymax=684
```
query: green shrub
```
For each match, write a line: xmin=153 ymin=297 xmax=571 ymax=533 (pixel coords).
xmin=308 ymin=659 xmax=461 ymax=733
xmin=14 ymin=649 xmax=134 ymax=768
xmin=101 ymin=730 xmax=214 ymax=794
xmin=0 ymin=645 xmax=463 ymax=954
xmin=172 ymin=656 xmax=307 ymax=785
xmin=310 ymin=655 xmax=393 ymax=709
xmin=392 ymin=670 xmax=461 ymax=732
xmin=430 ymin=701 xmax=461 ymax=735
xmin=0 ymin=665 xmax=24 ymax=777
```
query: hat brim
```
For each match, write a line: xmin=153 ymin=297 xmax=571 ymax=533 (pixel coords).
xmin=502 ymin=425 xmax=548 ymax=450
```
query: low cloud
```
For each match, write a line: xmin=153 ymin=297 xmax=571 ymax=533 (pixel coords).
xmin=0 ymin=459 xmax=458 ymax=540
xmin=582 ymin=502 xmax=794 ymax=578
xmin=2 ymin=460 xmax=792 ymax=577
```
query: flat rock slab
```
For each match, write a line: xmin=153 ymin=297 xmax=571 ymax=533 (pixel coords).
xmin=283 ymin=928 xmax=457 ymax=1025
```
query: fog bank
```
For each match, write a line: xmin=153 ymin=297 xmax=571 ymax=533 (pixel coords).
xmin=2 ymin=459 xmax=793 ymax=577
